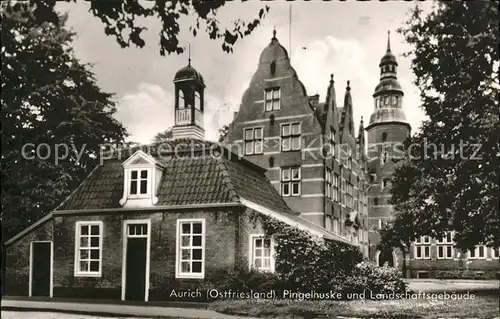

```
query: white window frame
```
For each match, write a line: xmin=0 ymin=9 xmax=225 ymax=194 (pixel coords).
xmin=325 ymin=168 xmax=332 ymax=199
xmin=74 ymin=221 xmax=103 ymax=277
xmin=248 ymin=234 xmax=275 ymax=272
xmin=194 ymin=91 xmax=201 ymax=110
xmin=281 ymin=166 xmax=301 ymax=197
xmin=243 ymin=127 xmax=264 ymax=155
xmin=128 ymin=168 xmax=151 ymax=198
xmin=325 ymin=215 xmax=333 ymax=231
xmin=175 ymin=218 xmax=206 ymax=279
xmin=280 ymin=122 xmax=301 ymax=151
xmin=264 ymin=87 xmax=281 ymax=111
xmin=469 ymin=245 xmax=486 ymax=260
xmin=492 ymin=247 xmax=499 ymax=259
xmin=414 ymin=245 xmax=431 ymax=260
xmin=178 ymin=90 xmax=185 ymax=109
xmin=437 ymin=245 xmax=454 ymax=260
xmin=333 ymin=217 xmax=339 ymax=235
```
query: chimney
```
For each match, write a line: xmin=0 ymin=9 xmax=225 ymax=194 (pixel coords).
xmin=308 ymin=94 xmax=320 ymax=106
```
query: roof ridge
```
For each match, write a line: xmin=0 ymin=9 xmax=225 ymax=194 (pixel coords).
xmin=216 ymin=158 xmax=241 ymax=203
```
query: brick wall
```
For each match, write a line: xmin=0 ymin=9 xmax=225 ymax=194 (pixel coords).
xmin=5 ymin=219 xmax=53 ymax=296
xmin=5 ymin=207 xmax=273 ymax=300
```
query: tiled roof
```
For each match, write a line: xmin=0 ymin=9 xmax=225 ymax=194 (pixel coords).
xmin=58 ymin=141 xmax=292 ymax=215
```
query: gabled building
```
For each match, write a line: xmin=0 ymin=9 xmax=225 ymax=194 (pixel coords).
xmin=4 ymin=59 xmax=352 ymax=301
xmin=366 ymin=32 xmax=499 ymax=279
xmin=225 ymin=31 xmax=370 ymax=257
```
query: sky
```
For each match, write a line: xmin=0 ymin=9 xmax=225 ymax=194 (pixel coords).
xmin=57 ymin=1 xmax=431 ymax=144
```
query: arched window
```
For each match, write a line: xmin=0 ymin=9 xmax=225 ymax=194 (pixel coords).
xmin=178 ymin=90 xmax=185 ymax=109
xmin=194 ymin=91 xmax=201 ymax=110
xmin=394 ymin=96 xmax=399 ymax=106
xmin=382 ymin=132 xmax=387 ymax=142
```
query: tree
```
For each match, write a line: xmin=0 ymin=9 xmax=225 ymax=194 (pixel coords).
xmin=388 ymin=1 xmax=499 ymax=250
xmin=28 ymin=0 xmax=270 ymax=55
xmin=1 ymin=2 xmax=127 ymax=240
xmin=153 ymin=127 xmax=173 ymax=143
xmin=218 ymin=124 xmax=229 ymax=143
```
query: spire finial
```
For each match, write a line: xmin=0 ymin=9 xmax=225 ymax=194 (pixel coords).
xmin=272 ymin=27 xmax=277 ymax=39
xmin=330 ymin=73 xmax=334 ymax=82
xmin=188 ymin=43 xmax=191 ymax=66
xmin=387 ymin=30 xmax=391 ymax=52
xmin=347 ymin=80 xmax=351 ymax=90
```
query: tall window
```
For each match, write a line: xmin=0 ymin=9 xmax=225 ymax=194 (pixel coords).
xmin=281 ymin=167 xmax=301 ymax=197
xmin=250 ymin=235 xmax=274 ymax=272
xmin=381 ymin=178 xmax=389 ymax=189
xmin=381 ymin=151 xmax=388 ymax=164
xmin=176 ymin=219 xmax=205 ymax=278
xmin=178 ymin=90 xmax=185 ymax=108
xmin=194 ymin=91 xmax=201 ymax=110
xmin=325 ymin=215 xmax=333 ymax=231
xmin=469 ymin=245 xmax=486 ymax=259
xmin=244 ymin=127 xmax=263 ymax=155
xmin=436 ymin=232 xmax=454 ymax=259
xmin=281 ymin=123 xmax=301 ymax=151
xmin=346 ymin=147 xmax=352 ymax=170
xmin=341 ymin=178 xmax=346 ymax=205
xmin=333 ymin=173 xmax=340 ymax=202
xmin=265 ymin=88 xmax=280 ymax=111
xmin=414 ymin=236 xmax=431 ymax=260
xmin=382 ymin=132 xmax=387 ymax=142
xmin=325 ymin=168 xmax=332 ymax=199
xmin=75 ymin=221 xmax=103 ymax=277
xmin=333 ymin=217 xmax=339 ymax=235
xmin=329 ymin=127 xmax=336 ymax=157
xmin=130 ymin=169 xmax=149 ymax=196
xmin=492 ymin=247 xmax=499 ymax=259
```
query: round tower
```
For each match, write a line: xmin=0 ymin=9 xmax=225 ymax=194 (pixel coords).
xmin=366 ymin=31 xmax=411 ymax=267
xmin=172 ymin=57 xmax=206 ymax=140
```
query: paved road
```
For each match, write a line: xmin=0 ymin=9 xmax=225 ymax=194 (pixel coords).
xmin=1 ymin=300 xmax=258 ymax=319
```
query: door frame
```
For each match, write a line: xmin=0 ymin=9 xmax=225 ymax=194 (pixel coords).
xmin=121 ymin=219 xmax=151 ymax=302
xmin=29 ymin=240 xmax=54 ymax=297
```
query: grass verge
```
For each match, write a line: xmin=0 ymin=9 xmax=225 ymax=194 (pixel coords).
xmin=209 ymin=293 xmax=499 ymax=318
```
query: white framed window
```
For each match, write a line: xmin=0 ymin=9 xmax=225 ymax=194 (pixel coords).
xmin=281 ymin=166 xmax=301 ymax=197
xmin=129 ymin=169 xmax=150 ymax=197
xmin=325 ymin=168 xmax=332 ymax=199
xmin=249 ymin=235 xmax=274 ymax=272
xmin=333 ymin=173 xmax=340 ymax=202
xmin=469 ymin=245 xmax=486 ymax=260
xmin=415 ymin=245 xmax=430 ymax=260
xmin=437 ymin=231 xmax=454 ymax=244
xmin=333 ymin=217 xmax=339 ymax=235
xmin=178 ymin=90 xmax=185 ymax=108
xmin=74 ymin=221 xmax=103 ymax=277
xmin=437 ymin=245 xmax=454 ymax=259
xmin=329 ymin=127 xmax=336 ymax=157
xmin=194 ymin=91 xmax=201 ymax=110
xmin=265 ymin=88 xmax=281 ymax=111
xmin=422 ymin=236 xmax=431 ymax=244
xmin=325 ymin=215 xmax=333 ymax=231
xmin=176 ymin=219 xmax=205 ymax=279
xmin=492 ymin=247 xmax=499 ymax=259
xmin=244 ymin=127 xmax=263 ymax=155
xmin=381 ymin=151 xmax=388 ymax=165
xmin=281 ymin=123 xmax=301 ymax=151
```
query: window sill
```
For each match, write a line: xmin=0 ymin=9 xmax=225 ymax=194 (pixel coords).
xmin=127 ymin=195 xmax=152 ymax=199
xmin=176 ymin=273 xmax=205 ymax=279
xmin=74 ymin=272 xmax=102 ymax=278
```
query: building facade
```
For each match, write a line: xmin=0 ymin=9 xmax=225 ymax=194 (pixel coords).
xmin=225 ymin=31 xmax=370 ymax=258
xmin=4 ymin=61 xmax=352 ymax=300
xmin=366 ymin=33 xmax=499 ymax=278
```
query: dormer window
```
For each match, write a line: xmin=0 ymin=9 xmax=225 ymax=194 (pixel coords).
xmin=119 ymin=150 xmax=163 ymax=206
xmin=130 ymin=169 xmax=149 ymax=196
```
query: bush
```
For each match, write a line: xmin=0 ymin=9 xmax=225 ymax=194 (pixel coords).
xmin=204 ymin=267 xmax=282 ymax=293
xmin=435 ymin=270 xmax=491 ymax=280
xmin=340 ymin=261 xmax=408 ymax=297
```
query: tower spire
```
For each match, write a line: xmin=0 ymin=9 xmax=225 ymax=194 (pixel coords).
xmin=188 ymin=43 xmax=191 ymax=66
xmin=386 ymin=30 xmax=391 ymax=52
xmin=272 ymin=26 xmax=277 ymax=39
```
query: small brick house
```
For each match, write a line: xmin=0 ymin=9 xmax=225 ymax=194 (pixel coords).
xmin=4 ymin=61 xmax=352 ymax=301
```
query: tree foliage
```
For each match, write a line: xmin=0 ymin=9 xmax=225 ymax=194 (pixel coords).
xmin=388 ymin=1 xmax=499 ymax=250
xmin=1 ymin=2 xmax=127 ymax=240
xmin=218 ymin=124 xmax=229 ymax=143
xmin=153 ymin=127 xmax=173 ymax=143
xmin=29 ymin=0 xmax=269 ymax=55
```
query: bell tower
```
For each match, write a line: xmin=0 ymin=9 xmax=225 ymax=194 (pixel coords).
xmin=366 ymin=31 xmax=411 ymax=266
xmin=172 ymin=57 xmax=205 ymax=140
